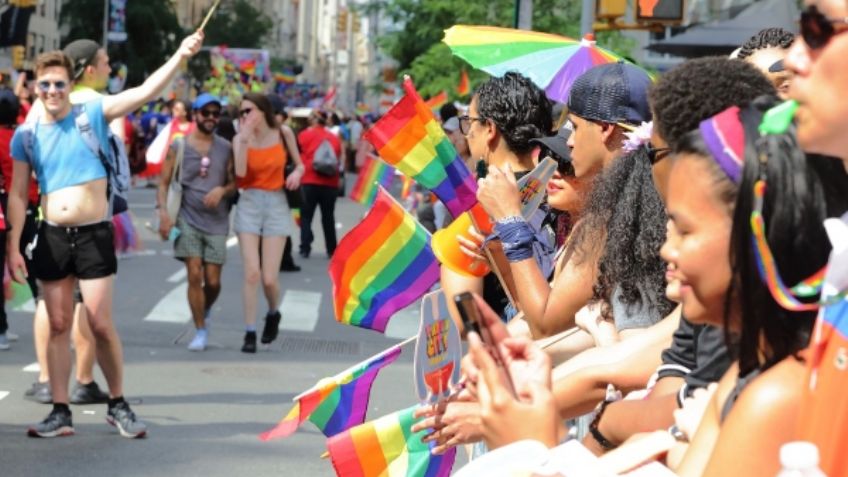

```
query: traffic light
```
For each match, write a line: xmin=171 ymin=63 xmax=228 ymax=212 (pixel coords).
xmin=337 ymin=10 xmax=348 ymax=32
xmin=596 ymin=0 xmax=627 ymax=19
xmin=12 ymin=46 xmax=25 ymax=70
xmin=636 ymin=0 xmax=685 ymax=23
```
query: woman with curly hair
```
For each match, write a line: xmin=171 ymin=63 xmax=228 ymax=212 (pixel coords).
xmin=442 ymin=71 xmax=552 ymax=325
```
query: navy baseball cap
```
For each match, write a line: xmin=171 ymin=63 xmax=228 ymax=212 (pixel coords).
xmin=567 ymin=62 xmax=653 ymax=125
xmin=193 ymin=93 xmax=221 ymax=110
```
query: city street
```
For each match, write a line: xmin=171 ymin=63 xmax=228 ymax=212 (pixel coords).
xmin=0 ymin=183 xmax=431 ymax=476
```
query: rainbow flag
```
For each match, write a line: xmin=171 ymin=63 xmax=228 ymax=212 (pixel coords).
xmin=259 ymin=343 xmax=404 ymax=441
xmin=424 ymin=90 xmax=448 ymax=110
xmin=327 ymin=405 xmax=457 ymax=477
xmin=350 ymin=155 xmax=395 ymax=205
xmin=330 ymin=187 xmax=440 ymax=332
xmin=364 ymin=77 xmax=477 ymax=217
xmin=456 ymin=70 xmax=469 ymax=96
xmin=274 ymin=71 xmax=296 ymax=84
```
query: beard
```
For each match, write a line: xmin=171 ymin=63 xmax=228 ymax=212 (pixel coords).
xmin=196 ymin=119 xmax=217 ymax=135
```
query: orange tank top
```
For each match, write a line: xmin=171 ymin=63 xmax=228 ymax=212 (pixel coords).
xmin=238 ymin=142 xmax=286 ymax=190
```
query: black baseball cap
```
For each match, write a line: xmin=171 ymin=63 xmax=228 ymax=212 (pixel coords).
xmin=531 ymin=126 xmax=572 ymax=162
xmin=63 ymin=39 xmax=101 ymax=80
xmin=567 ymin=62 xmax=653 ymax=126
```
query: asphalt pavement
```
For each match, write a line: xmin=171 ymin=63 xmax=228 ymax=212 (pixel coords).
xmin=0 ymin=183 xmax=440 ymax=476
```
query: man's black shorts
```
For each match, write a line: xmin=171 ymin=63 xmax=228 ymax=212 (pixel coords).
xmin=32 ymin=221 xmax=117 ymax=281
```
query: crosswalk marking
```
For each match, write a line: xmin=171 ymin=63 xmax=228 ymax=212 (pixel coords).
xmin=22 ymin=362 xmax=40 ymax=373
xmin=278 ymin=290 xmax=322 ymax=332
xmin=384 ymin=304 xmax=421 ymax=340
xmin=143 ymin=283 xmax=190 ymax=323
xmin=166 ymin=268 xmax=187 ymax=283
xmin=0 ymin=391 xmax=9 ymax=401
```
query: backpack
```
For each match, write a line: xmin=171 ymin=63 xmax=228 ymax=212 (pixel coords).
xmin=312 ymin=138 xmax=339 ymax=177
xmin=19 ymin=104 xmax=130 ymax=216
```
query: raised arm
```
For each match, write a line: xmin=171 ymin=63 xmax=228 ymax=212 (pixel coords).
xmin=102 ymin=32 xmax=204 ymax=121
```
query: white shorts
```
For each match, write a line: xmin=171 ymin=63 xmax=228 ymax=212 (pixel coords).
xmin=234 ymin=189 xmax=296 ymax=237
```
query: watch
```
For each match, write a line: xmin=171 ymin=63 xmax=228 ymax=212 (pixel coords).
xmin=589 ymin=399 xmax=617 ymax=450
xmin=668 ymin=424 xmax=689 ymax=443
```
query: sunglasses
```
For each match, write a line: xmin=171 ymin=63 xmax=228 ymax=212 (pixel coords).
xmin=199 ymin=108 xmax=221 ymax=119
xmin=542 ymin=148 xmax=574 ymax=177
xmin=458 ymin=115 xmax=487 ymax=135
xmin=36 ymin=80 xmax=67 ymax=93
xmin=646 ymin=145 xmax=671 ymax=165
xmin=800 ymin=5 xmax=848 ymax=50
xmin=200 ymin=156 xmax=210 ymax=178
xmin=239 ymin=108 xmax=254 ymax=117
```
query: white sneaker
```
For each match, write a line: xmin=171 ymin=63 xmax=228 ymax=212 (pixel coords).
xmin=187 ymin=329 xmax=208 ymax=351
xmin=0 ymin=334 xmax=10 ymax=350
xmin=6 ymin=331 xmax=19 ymax=342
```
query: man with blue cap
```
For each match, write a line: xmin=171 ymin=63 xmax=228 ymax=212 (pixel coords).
xmin=157 ymin=93 xmax=236 ymax=351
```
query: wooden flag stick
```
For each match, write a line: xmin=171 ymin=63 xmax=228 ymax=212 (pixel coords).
xmin=197 ymin=0 xmax=222 ymax=31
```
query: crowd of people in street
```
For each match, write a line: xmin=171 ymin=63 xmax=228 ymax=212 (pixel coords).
xmin=1 ymin=2 xmax=848 ymax=477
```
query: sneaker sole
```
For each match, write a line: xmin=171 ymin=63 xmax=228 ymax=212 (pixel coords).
xmin=27 ymin=426 xmax=74 ymax=438
xmin=106 ymin=416 xmax=147 ymax=439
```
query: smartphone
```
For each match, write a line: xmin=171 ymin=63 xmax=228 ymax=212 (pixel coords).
xmin=454 ymin=292 xmax=517 ymax=398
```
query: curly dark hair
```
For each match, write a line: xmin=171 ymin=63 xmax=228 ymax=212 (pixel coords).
xmin=569 ymin=147 xmax=674 ymax=322
xmin=474 ymin=72 xmax=552 ymax=155
xmin=736 ymin=27 xmax=796 ymax=59
xmin=649 ymin=57 xmax=775 ymax=150
xmin=675 ymin=96 xmax=848 ymax=376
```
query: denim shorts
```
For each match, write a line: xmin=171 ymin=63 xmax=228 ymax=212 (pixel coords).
xmin=233 ymin=188 xmax=296 ymax=237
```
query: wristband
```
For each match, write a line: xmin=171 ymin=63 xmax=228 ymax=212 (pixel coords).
xmin=493 ymin=219 xmax=535 ymax=262
xmin=589 ymin=399 xmax=618 ymax=450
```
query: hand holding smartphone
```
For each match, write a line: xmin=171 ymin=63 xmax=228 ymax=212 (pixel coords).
xmin=454 ymin=292 xmax=518 ymax=399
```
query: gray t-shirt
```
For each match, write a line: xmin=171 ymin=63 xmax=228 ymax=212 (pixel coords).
xmin=172 ymin=135 xmax=232 ymax=235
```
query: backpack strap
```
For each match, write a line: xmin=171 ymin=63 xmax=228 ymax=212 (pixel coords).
xmin=73 ymin=104 xmax=114 ymax=220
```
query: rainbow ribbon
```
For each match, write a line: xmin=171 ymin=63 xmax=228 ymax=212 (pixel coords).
xmin=751 ymin=180 xmax=828 ymax=311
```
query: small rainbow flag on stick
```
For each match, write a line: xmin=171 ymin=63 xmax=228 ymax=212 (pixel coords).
xmin=456 ymin=70 xmax=470 ymax=96
xmin=259 ymin=339 xmax=409 ymax=441
xmin=327 ymin=405 xmax=457 ymax=477
xmin=350 ymin=154 xmax=395 ymax=205
xmin=364 ymin=77 xmax=477 ymax=217
xmin=330 ymin=186 xmax=440 ymax=332
xmin=424 ymin=90 xmax=448 ymax=110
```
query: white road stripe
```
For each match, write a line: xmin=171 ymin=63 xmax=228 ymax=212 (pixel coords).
xmin=278 ymin=290 xmax=322 ymax=332
xmin=384 ymin=304 xmax=421 ymax=340
xmin=22 ymin=362 xmax=40 ymax=373
xmin=166 ymin=268 xmax=187 ymax=283
xmin=0 ymin=391 xmax=9 ymax=401
xmin=143 ymin=283 xmax=190 ymax=323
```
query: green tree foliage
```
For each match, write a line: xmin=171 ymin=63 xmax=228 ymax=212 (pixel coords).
xmin=60 ymin=0 xmax=184 ymax=87
xmin=201 ymin=0 xmax=274 ymax=49
xmin=368 ymin=0 xmax=635 ymax=102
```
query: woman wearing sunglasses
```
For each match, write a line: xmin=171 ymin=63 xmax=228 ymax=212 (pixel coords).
xmin=782 ymin=1 xmax=848 ymax=474
xmin=233 ymin=93 xmax=304 ymax=353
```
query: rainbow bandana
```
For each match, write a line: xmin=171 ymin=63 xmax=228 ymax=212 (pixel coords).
xmin=699 ymin=106 xmax=745 ymax=183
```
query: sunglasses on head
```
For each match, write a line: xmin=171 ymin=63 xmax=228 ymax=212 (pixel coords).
xmin=36 ymin=80 xmax=67 ymax=93
xmin=199 ymin=108 xmax=221 ymax=119
xmin=801 ymin=5 xmax=848 ymax=50
xmin=239 ymin=108 xmax=253 ymax=117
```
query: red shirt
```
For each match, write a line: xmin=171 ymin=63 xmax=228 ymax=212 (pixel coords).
xmin=298 ymin=125 xmax=342 ymax=188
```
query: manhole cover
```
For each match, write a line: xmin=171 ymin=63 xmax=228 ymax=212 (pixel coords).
xmin=280 ymin=337 xmax=361 ymax=356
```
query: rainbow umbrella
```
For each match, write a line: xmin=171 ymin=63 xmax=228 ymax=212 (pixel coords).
xmin=443 ymin=25 xmax=631 ymax=103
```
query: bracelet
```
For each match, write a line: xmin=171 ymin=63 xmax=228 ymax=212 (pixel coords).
xmin=495 ymin=215 xmax=524 ymax=225
xmin=589 ymin=399 xmax=618 ymax=450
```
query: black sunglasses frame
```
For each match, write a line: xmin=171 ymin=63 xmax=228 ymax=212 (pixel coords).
xmin=645 ymin=145 xmax=671 ymax=165
xmin=458 ymin=115 xmax=487 ymax=135
xmin=801 ymin=5 xmax=848 ymax=50
xmin=541 ymin=148 xmax=574 ymax=177
xmin=198 ymin=109 xmax=221 ymax=119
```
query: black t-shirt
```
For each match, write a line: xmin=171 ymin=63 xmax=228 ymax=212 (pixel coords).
xmin=657 ymin=317 xmax=732 ymax=406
